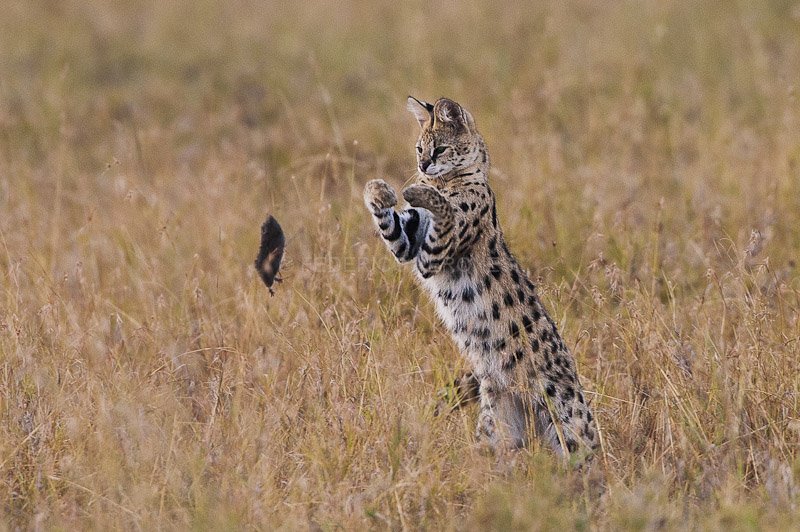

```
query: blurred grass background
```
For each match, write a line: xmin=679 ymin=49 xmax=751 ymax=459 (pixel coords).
xmin=1 ymin=0 xmax=799 ymax=529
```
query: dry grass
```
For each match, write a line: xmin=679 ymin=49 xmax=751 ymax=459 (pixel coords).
xmin=1 ymin=0 xmax=799 ymax=529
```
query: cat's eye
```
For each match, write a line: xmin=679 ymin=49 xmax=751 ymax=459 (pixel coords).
xmin=433 ymin=145 xmax=449 ymax=157
xmin=416 ymin=145 xmax=422 ymax=154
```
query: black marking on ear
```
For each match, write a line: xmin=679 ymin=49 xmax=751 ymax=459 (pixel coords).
xmin=407 ymin=96 xmax=434 ymax=126
xmin=460 ymin=108 xmax=472 ymax=135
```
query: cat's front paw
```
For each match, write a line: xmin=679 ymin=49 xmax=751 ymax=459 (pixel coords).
xmin=402 ymin=184 xmax=446 ymax=215
xmin=364 ymin=179 xmax=397 ymax=214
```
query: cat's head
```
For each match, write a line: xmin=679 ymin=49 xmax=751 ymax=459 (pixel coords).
xmin=406 ymin=96 xmax=484 ymax=180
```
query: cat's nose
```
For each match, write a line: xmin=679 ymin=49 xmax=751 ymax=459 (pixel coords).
xmin=420 ymin=160 xmax=431 ymax=172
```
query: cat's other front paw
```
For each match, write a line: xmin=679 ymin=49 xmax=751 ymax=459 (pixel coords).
xmin=402 ymin=184 xmax=445 ymax=214
xmin=364 ymin=179 xmax=398 ymax=214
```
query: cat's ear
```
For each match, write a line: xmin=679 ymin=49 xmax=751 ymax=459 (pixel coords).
xmin=459 ymin=107 xmax=476 ymax=135
xmin=407 ymin=96 xmax=433 ymax=128
xmin=433 ymin=98 xmax=473 ymax=133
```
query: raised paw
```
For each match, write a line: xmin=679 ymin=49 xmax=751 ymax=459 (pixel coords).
xmin=402 ymin=184 xmax=446 ymax=215
xmin=364 ymin=179 xmax=397 ymax=214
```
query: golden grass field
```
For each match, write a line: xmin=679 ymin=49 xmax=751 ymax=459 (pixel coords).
xmin=2 ymin=0 xmax=799 ymax=529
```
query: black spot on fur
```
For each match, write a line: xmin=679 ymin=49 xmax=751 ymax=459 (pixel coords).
xmin=517 ymin=288 xmax=525 ymax=303
xmin=483 ymin=275 xmax=492 ymax=290
xmin=502 ymin=349 xmax=525 ymax=371
xmin=510 ymin=269 xmax=520 ymax=284
xmin=531 ymin=339 xmax=540 ymax=352
xmin=475 ymin=327 xmax=491 ymax=339
xmin=503 ymin=293 xmax=514 ymax=306
xmin=566 ymin=440 xmax=577 ymax=453
xmin=509 ymin=321 xmax=520 ymax=338
xmin=522 ymin=315 xmax=534 ymax=333
xmin=462 ymin=287 xmax=475 ymax=303
xmin=492 ymin=302 xmax=500 ymax=320
xmin=494 ymin=338 xmax=506 ymax=350
xmin=490 ymin=264 xmax=502 ymax=280
xmin=562 ymin=386 xmax=574 ymax=401
xmin=545 ymin=383 xmax=556 ymax=397
xmin=460 ymin=202 xmax=469 ymax=212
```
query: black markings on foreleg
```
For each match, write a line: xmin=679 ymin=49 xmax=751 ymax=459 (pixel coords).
xmin=372 ymin=207 xmax=430 ymax=263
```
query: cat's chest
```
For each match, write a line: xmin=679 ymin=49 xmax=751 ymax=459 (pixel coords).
xmin=420 ymin=271 xmax=487 ymax=333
